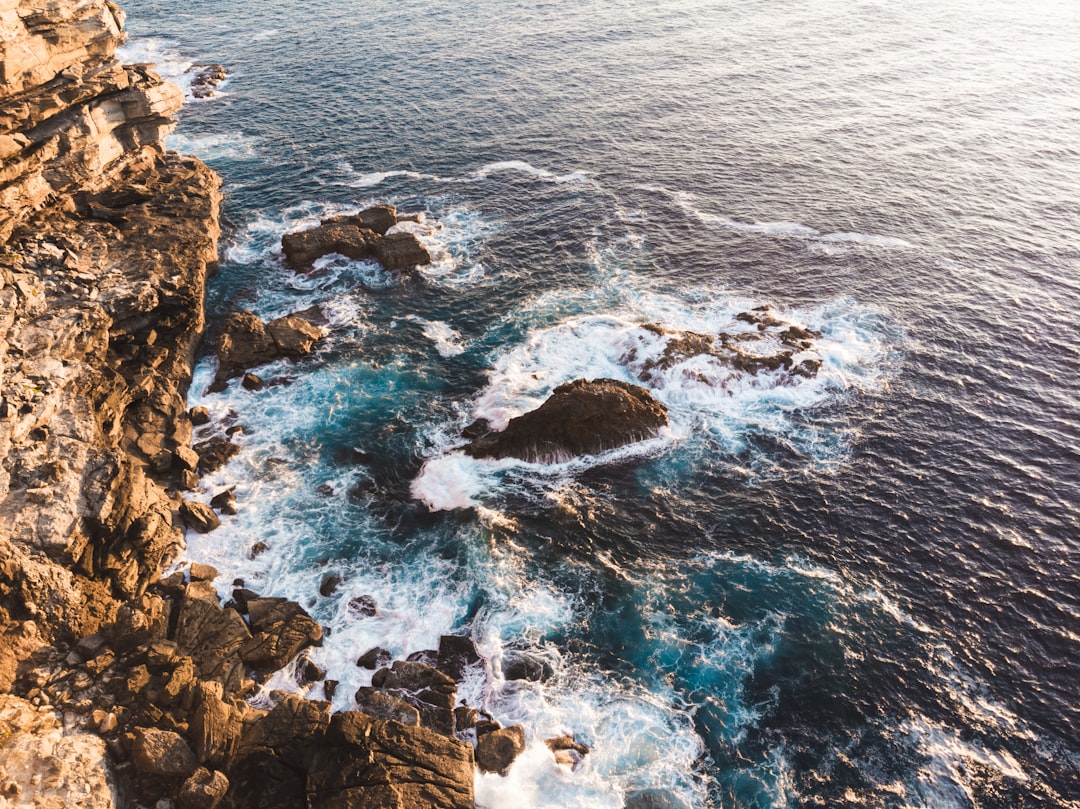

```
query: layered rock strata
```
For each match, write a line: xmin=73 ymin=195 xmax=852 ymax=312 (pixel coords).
xmin=1 ymin=0 xmax=184 ymax=243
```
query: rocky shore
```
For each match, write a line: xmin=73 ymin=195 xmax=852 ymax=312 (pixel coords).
xmin=0 ymin=1 xmax=497 ymax=807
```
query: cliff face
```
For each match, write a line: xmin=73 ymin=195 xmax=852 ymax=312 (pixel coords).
xmin=0 ymin=5 xmax=483 ymax=809
xmin=0 ymin=0 xmax=184 ymax=243
xmin=0 ymin=3 xmax=223 ymax=806
xmin=0 ymin=0 xmax=219 ymax=698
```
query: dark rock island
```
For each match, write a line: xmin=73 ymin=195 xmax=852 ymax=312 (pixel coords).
xmin=464 ymin=378 xmax=669 ymax=462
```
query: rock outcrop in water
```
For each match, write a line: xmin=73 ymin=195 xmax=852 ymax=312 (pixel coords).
xmin=623 ymin=308 xmax=824 ymax=387
xmin=281 ymin=205 xmax=432 ymax=272
xmin=464 ymin=378 xmax=669 ymax=462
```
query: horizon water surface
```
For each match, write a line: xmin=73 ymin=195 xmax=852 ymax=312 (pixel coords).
xmin=120 ymin=1 xmax=1079 ymax=806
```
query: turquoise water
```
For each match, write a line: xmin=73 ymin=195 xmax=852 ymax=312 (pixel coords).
xmin=121 ymin=1 xmax=1080 ymax=806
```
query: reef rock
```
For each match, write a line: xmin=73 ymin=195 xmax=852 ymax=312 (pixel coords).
xmin=622 ymin=309 xmax=824 ymax=390
xmin=465 ymin=378 xmax=668 ymax=462
xmin=188 ymin=63 xmax=228 ymax=98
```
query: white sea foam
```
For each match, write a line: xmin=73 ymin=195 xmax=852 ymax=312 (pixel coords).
xmin=342 ymin=167 xmax=436 ymax=188
xmin=469 ymin=160 xmax=592 ymax=186
xmin=405 ymin=316 xmax=466 ymax=357
xmin=117 ymin=37 xmax=228 ymax=102
xmin=414 ymin=289 xmax=890 ymax=511
xmin=640 ymin=184 xmax=915 ymax=253
xmin=337 ymin=159 xmax=591 ymax=190
xmin=166 ymin=131 xmax=261 ymax=161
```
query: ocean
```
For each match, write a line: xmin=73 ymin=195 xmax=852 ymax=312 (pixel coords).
xmin=118 ymin=0 xmax=1080 ymax=806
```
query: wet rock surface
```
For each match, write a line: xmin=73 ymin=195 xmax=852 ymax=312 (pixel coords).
xmin=465 ymin=377 xmax=669 ymax=462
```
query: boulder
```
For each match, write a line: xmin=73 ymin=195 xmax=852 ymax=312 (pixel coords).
xmin=370 ymin=661 xmax=457 ymax=736
xmin=235 ymin=693 xmax=331 ymax=761
xmin=193 ymin=436 xmax=241 ymax=473
xmin=347 ymin=594 xmax=378 ymax=617
xmin=241 ymin=372 xmax=264 ymax=391
xmin=178 ymin=767 xmax=229 ymax=809
xmin=180 ymin=500 xmax=221 ymax=533
xmin=215 ymin=312 xmax=278 ymax=381
xmin=266 ymin=314 xmax=323 ymax=356
xmin=546 ymin=735 xmax=590 ymax=769
xmin=318 ymin=573 xmax=341 ymax=597
xmin=503 ymin=652 xmax=554 ymax=682
xmin=357 ymin=647 xmax=391 ymax=670
xmin=130 ymin=726 xmax=199 ymax=777
xmin=464 ymin=378 xmax=668 ymax=462
xmin=190 ymin=406 xmax=212 ymax=426
xmin=437 ymin=635 xmax=481 ymax=681
xmin=172 ymin=591 xmax=251 ymax=691
xmin=239 ymin=598 xmax=323 ymax=671
xmin=475 ymin=725 xmax=526 ymax=775
xmin=209 ymin=489 xmax=237 ymax=515
xmin=188 ymin=680 xmax=243 ymax=765
xmin=354 ymin=689 xmax=421 ymax=726
xmin=373 ymin=231 xmax=431 ymax=271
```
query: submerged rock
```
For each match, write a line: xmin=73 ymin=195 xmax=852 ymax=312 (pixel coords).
xmin=464 ymin=378 xmax=668 ymax=462
xmin=623 ymin=308 xmax=824 ymax=390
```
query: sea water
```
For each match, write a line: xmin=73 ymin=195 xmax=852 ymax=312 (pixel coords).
xmin=119 ymin=0 xmax=1080 ymax=805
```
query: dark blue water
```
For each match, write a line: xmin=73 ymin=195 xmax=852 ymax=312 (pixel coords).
xmin=120 ymin=1 xmax=1080 ymax=806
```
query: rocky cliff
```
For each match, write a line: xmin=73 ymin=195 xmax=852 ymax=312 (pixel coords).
xmin=0 ymin=0 xmax=183 ymax=243
xmin=0 ymin=0 xmax=219 ymax=804
xmin=0 ymin=3 xmax=485 ymax=808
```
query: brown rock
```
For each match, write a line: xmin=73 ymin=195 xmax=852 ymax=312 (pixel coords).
xmin=437 ymin=634 xmax=481 ymax=681
xmin=239 ymin=598 xmax=323 ymax=671
xmin=189 ymin=563 xmax=219 ymax=582
xmin=188 ymin=680 xmax=242 ymax=765
xmin=190 ymin=406 xmax=211 ymax=426
xmin=353 ymin=689 xmax=421 ymax=726
xmin=356 ymin=647 xmax=391 ymax=670
xmin=370 ymin=661 xmax=456 ymax=736
xmin=180 ymin=501 xmax=221 ymax=533
xmin=281 ymin=223 xmax=375 ymax=269
xmin=464 ymin=378 xmax=667 ymax=463
xmin=304 ymin=711 xmax=475 ymax=809
xmin=130 ymin=726 xmax=199 ymax=777
xmin=209 ymin=489 xmax=237 ymax=515
xmin=475 ymin=725 xmax=526 ymax=775
xmin=193 ymin=436 xmax=241 ymax=473
xmin=214 ymin=311 xmax=278 ymax=381
xmin=372 ymin=231 xmax=432 ymax=271
xmin=267 ymin=314 xmax=323 ymax=356
xmin=178 ymin=767 xmax=229 ymax=809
